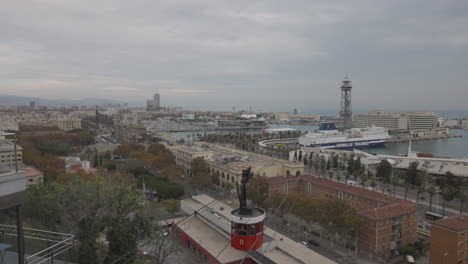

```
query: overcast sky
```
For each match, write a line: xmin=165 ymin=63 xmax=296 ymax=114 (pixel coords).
xmin=1 ymin=0 xmax=467 ymax=112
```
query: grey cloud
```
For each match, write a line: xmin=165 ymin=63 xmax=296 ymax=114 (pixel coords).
xmin=0 ymin=0 xmax=467 ymax=111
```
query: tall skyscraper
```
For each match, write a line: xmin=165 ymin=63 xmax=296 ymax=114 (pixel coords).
xmin=339 ymin=76 xmax=352 ymax=129
xmin=146 ymin=99 xmax=154 ymax=111
xmin=154 ymin=93 xmax=160 ymax=109
xmin=29 ymin=101 xmax=36 ymax=109
xmin=293 ymin=108 xmax=298 ymax=115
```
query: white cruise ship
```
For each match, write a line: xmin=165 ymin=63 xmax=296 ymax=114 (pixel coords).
xmin=298 ymin=122 xmax=391 ymax=149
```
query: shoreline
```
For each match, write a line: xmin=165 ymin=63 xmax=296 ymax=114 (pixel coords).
xmin=386 ymin=134 xmax=463 ymax=143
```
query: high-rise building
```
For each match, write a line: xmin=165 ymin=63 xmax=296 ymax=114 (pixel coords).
xmin=29 ymin=101 xmax=36 ymax=109
xmin=339 ymin=76 xmax=352 ymax=129
xmin=406 ymin=111 xmax=438 ymax=130
xmin=354 ymin=111 xmax=408 ymax=130
xmin=354 ymin=110 xmax=437 ymax=131
xmin=293 ymin=108 xmax=298 ymax=115
xmin=154 ymin=93 xmax=160 ymax=109
xmin=146 ymin=99 xmax=154 ymax=111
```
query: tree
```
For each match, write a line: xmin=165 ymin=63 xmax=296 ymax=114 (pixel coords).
xmin=427 ymin=185 xmax=437 ymax=212
xmin=370 ymin=176 xmax=377 ymax=190
xmin=328 ymin=171 xmax=334 ymax=181
xmin=104 ymin=181 xmax=151 ymax=264
xmin=406 ymin=161 xmax=419 ymax=185
xmin=391 ymin=176 xmax=400 ymax=197
xmin=347 ymin=155 xmax=355 ymax=175
xmin=298 ymin=150 xmax=303 ymax=162
xmin=332 ymin=155 xmax=339 ymax=169
xmin=145 ymin=227 xmax=189 ymax=264
xmin=114 ymin=142 xmax=145 ymax=158
xmin=162 ymin=199 xmax=180 ymax=215
xmin=456 ymin=184 xmax=468 ymax=215
xmin=415 ymin=171 xmax=429 ymax=205
xmin=359 ymin=172 xmax=368 ymax=189
xmin=354 ymin=157 xmax=362 ymax=174
xmin=247 ymin=175 xmax=269 ymax=208
xmin=344 ymin=172 xmax=350 ymax=184
xmin=441 ymin=185 xmax=457 ymax=216
xmin=376 ymin=160 xmax=392 ymax=186
xmin=189 ymin=157 xmax=213 ymax=189
xmin=404 ymin=183 xmax=411 ymax=201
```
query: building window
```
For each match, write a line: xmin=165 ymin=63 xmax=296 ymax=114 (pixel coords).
xmin=338 ymin=191 xmax=344 ymax=201
xmin=286 ymin=170 xmax=290 ymax=176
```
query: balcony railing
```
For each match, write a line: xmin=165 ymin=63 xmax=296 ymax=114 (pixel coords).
xmin=0 ymin=224 xmax=75 ymax=264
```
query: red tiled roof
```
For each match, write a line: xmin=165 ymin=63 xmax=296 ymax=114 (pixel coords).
xmin=433 ymin=215 xmax=468 ymax=232
xmin=265 ymin=174 xmax=418 ymax=219
xmin=23 ymin=166 xmax=43 ymax=177
xmin=266 ymin=174 xmax=402 ymax=205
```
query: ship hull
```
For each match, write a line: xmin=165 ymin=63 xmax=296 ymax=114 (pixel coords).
xmin=304 ymin=139 xmax=387 ymax=150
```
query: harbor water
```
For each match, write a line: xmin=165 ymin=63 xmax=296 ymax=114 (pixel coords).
xmin=170 ymin=124 xmax=468 ymax=159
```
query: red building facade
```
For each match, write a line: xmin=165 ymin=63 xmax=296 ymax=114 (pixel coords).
xmin=265 ymin=174 xmax=418 ymax=261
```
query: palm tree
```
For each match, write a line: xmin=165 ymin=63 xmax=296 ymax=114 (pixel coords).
xmin=359 ymin=171 xmax=368 ymax=189
xmin=441 ymin=186 xmax=457 ymax=216
xmin=457 ymin=192 xmax=467 ymax=215
xmin=370 ymin=176 xmax=377 ymax=191
xmin=390 ymin=176 xmax=400 ymax=197
xmin=404 ymin=183 xmax=411 ymax=201
xmin=427 ymin=186 xmax=436 ymax=212
xmin=344 ymin=172 xmax=350 ymax=184
xmin=457 ymin=185 xmax=467 ymax=215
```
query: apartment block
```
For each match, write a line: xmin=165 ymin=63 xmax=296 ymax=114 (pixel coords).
xmin=265 ymin=175 xmax=418 ymax=261
xmin=430 ymin=215 xmax=468 ymax=264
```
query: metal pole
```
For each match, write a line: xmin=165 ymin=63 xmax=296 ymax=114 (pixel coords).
xmin=16 ymin=205 xmax=25 ymax=264
xmin=436 ymin=191 xmax=440 ymax=215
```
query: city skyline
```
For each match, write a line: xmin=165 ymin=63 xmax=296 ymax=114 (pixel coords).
xmin=1 ymin=0 xmax=467 ymax=110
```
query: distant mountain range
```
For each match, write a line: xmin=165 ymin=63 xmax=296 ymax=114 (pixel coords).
xmin=0 ymin=95 xmax=131 ymax=106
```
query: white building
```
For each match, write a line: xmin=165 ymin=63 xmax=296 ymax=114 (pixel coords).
xmin=154 ymin=93 xmax=160 ymax=109
xmin=0 ymin=139 xmax=23 ymax=170
xmin=54 ymin=119 xmax=82 ymax=131
xmin=354 ymin=111 xmax=437 ymax=131
xmin=0 ymin=121 xmax=19 ymax=131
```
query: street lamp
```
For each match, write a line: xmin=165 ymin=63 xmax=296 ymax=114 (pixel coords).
xmin=376 ymin=177 xmax=382 ymax=192
xmin=436 ymin=187 xmax=441 ymax=215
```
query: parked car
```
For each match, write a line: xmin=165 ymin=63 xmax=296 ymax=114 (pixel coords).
xmin=300 ymin=241 xmax=310 ymax=248
xmin=420 ymin=196 xmax=426 ymax=200
xmin=308 ymin=240 xmax=320 ymax=246
xmin=311 ymin=231 xmax=321 ymax=237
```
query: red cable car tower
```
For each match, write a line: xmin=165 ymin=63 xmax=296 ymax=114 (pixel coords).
xmin=230 ymin=168 xmax=266 ymax=251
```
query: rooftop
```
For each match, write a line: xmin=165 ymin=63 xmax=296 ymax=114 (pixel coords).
xmin=176 ymin=194 xmax=336 ymax=264
xmin=432 ymin=215 xmax=468 ymax=232
xmin=177 ymin=215 xmax=246 ymax=263
xmin=358 ymin=202 xmax=417 ymax=220
xmin=0 ymin=139 xmax=23 ymax=151
xmin=266 ymin=175 xmax=401 ymax=205
xmin=24 ymin=166 xmax=43 ymax=177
